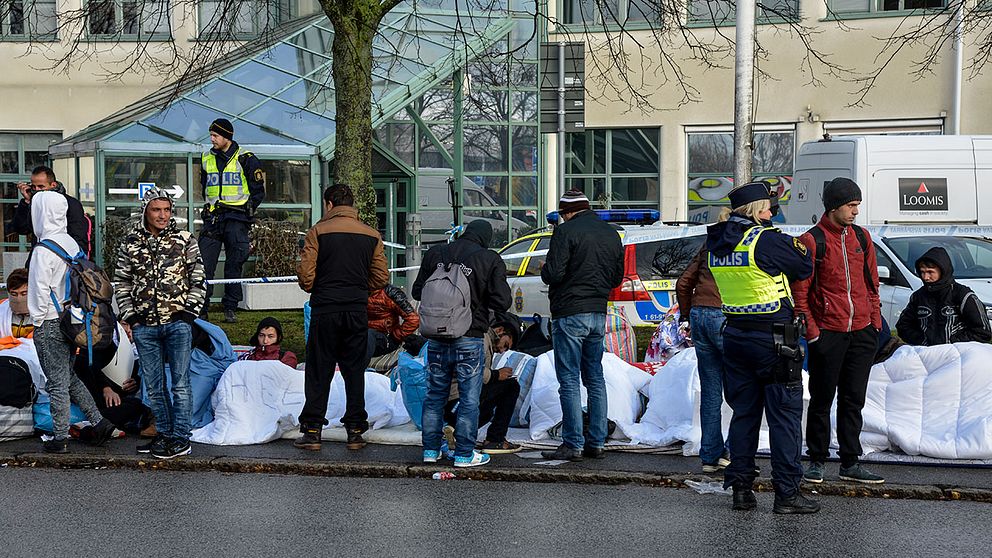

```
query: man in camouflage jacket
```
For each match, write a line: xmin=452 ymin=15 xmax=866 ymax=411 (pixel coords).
xmin=114 ymin=187 xmax=206 ymax=460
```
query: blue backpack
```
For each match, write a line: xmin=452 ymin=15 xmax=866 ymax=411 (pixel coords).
xmin=37 ymin=240 xmax=117 ymax=365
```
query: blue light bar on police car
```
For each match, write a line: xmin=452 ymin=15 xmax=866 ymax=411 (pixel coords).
xmin=546 ymin=209 xmax=660 ymax=225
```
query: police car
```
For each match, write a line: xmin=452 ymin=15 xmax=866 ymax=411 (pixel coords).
xmin=498 ymin=209 xmax=710 ymax=326
xmin=501 ymin=217 xmax=992 ymax=328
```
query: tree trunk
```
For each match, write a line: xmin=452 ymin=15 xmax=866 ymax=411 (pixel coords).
xmin=326 ymin=0 xmax=382 ymax=227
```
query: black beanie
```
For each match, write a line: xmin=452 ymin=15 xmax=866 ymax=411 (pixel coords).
xmin=209 ymin=118 xmax=234 ymax=141
xmin=823 ymin=177 xmax=862 ymax=212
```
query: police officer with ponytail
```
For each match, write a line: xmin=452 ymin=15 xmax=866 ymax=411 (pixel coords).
xmin=199 ymin=118 xmax=265 ymax=323
xmin=707 ymin=180 xmax=818 ymax=514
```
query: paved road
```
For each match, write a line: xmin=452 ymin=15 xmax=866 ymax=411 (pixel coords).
xmin=1 ymin=468 xmax=987 ymax=557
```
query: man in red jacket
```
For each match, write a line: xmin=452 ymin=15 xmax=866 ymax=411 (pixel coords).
xmin=792 ymin=177 xmax=884 ymax=485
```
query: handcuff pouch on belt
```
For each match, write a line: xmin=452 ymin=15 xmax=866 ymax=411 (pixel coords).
xmin=772 ymin=314 xmax=806 ymax=385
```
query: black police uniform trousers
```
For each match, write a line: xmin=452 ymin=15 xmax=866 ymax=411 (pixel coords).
xmin=198 ymin=215 xmax=250 ymax=312
xmin=805 ymin=325 xmax=878 ymax=467
xmin=299 ymin=311 xmax=371 ymax=432
xmin=722 ymin=324 xmax=804 ymax=498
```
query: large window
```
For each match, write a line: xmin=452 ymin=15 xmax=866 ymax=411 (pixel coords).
xmin=198 ymin=0 xmax=293 ymax=39
xmin=375 ymin=5 xmax=542 ymax=248
xmin=562 ymin=0 xmax=663 ymax=26
xmin=688 ymin=0 xmax=799 ymax=23
xmin=1 ymin=132 xmax=61 ymax=249
xmin=1 ymin=0 xmax=57 ymax=39
xmin=88 ymin=0 xmax=170 ymax=38
xmin=828 ymin=0 xmax=945 ymax=15
xmin=565 ymin=127 xmax=661 ymax=210
xmin=686 ymin=128 xmax=795 ymax=224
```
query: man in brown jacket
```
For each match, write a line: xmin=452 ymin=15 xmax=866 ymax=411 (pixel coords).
xmin=295 ymin=184 xmax=388 ymax=452
xmin=675 ymin=209 xmax=730 ymax=473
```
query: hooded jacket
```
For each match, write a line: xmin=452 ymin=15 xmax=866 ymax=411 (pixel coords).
xmin=705 ymin=214 xmax=813 ymax=326
xmin=895 ymin=247 xmax=992 ymax=346
xmin=541 ymin=209 xmax=624 ymax=318
xmin=412 ymin=220 xmax=512 ymax=338
xmin=27 ymin=192 xmax=79 ymax=326
xmin=10 ymin=183 xmax=92 ymax=258
xmin=791 ymin=215 xmax=882 ymax=340
xmin=113 ymin=199 xmax=207 ymax=327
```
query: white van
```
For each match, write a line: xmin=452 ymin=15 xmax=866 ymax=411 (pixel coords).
xmin=416 ymin=172 xmax=532 ymax=244
xmin=787 ymin=135 xmax=992 ymax=227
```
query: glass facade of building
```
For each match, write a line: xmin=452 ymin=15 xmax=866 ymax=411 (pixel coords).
xmin=46 ymin=5 xmax=544 ymax=278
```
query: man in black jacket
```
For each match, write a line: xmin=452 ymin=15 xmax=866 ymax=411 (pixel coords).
xmin=896 ymin=246 xmax=992 ymax=346
xmin=412 ymin=219 xmax=512 ymax=468
xmin=539 ymin=190 xmax=624 ymax=461
xmin=10 ymin=166 xmax=92 ymax=257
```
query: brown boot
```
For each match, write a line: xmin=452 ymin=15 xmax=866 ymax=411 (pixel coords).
xmin=294 ymin=424 xmax=322 ymax=451
xmin=139 ymin=423 xmax=158 ymax=438
xmin=346 ymin=427 xmax=367 ymax=450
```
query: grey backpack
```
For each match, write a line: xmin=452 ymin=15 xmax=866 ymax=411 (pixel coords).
xmin=418 ymin=247 xmax=479 ymax=339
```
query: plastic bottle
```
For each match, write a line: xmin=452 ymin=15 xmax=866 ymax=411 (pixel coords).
xmin=432 ymin=472 xmax=456 ymax=480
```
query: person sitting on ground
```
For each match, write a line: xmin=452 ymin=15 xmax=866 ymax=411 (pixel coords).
xmin=444 ymin=321 xmax=528 ymax=454
xmin=367 ymin=284 xmax=421 ymax=372
xmin=896 ymin=246 xmax=992 ymax=346
xmin=1 ymin=268 xmax=33 ymax=340
xmin=240 ymin=317 xmax=298 ymax=368
xmin=73 ymin=335 xmax=156 ymax=439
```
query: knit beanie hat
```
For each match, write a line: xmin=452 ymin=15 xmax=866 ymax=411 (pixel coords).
xmin=822 ymin=177 xmax=862 ymax=212
xmin=559 ymin=190 xmax=591 ymax=214
xmin=209 ymin=118 xmax=235 ymax=141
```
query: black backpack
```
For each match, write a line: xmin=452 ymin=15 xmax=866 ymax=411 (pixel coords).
xmin=38 ymin=239 xmax=118 ymax=365
xmin=0 ymin=356 xmax=35 ymax=408
xmin=808 ymin=224 xmax=878 ymax=295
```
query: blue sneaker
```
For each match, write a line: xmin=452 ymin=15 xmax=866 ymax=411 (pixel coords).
xmin=423 ymin=449 xmax=441 ymax=463
xmin=453 ymin=451 xmax=490 ymax=468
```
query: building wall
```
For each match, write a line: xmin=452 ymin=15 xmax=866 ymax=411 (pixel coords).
xmin=0 ymin=0 xmax=321 ymax=138
xmin=550 ymin=1 xmax=991 ymax=222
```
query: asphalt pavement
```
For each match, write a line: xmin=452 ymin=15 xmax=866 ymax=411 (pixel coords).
xmin=1 ymin=467 xmax=988 ymax=557
xmin=1 ymin=436 xmax=990 ymax=503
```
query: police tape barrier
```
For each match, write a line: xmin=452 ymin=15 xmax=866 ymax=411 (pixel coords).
xmin=202 ymin=248 xmax=552 ymax=283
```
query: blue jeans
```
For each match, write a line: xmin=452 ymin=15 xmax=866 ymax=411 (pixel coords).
xmin=690 ymin=306 xmax=727 ymax=465
xmin=551 ymin=312 xmax=607 ymax=451
xmin=133 ymin=321 xmax=194 ymax=442
xmin=422 ymin=337 xmax=485 ymax=457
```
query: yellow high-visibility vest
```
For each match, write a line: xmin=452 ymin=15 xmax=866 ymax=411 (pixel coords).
xmin=708 ymin=225 xmax=793 ymax=315
xmin=203 ymin=149 xmax=250 ymax=208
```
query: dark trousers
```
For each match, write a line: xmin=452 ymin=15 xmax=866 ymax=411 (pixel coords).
xmin=299 ymin=311 xmax=370 ymax=431
xmin=806 ymin=326 xmax=878 ymax=466
xmin=722 ymin=326 xmax=804 ymax=499
xmin=445 ymin=376 xmax=521 ymax=443
xmin=198 ymin=218 xmax=250 ymax=312
xmin=73 ymin=345 xmax=151 ymax=435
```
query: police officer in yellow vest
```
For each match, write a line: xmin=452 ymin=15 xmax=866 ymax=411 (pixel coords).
xmin=706 ymin=181 xmax=818 ymax=514
xmin=199 ymin=118 xmax=265 ymax=323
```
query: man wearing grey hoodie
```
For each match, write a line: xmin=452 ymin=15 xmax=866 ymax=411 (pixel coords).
xmin=28 ymin=191 xmax=115 ymax=453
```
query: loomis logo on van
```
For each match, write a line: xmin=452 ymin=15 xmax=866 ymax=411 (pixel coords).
xmin=899 ymin=178 xmax=948 ymax=211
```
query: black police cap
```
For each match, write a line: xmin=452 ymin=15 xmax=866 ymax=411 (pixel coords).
xmin=729 ymin=180 xmax=775 ymax=210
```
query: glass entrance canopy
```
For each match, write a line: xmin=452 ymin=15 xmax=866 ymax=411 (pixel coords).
xmin=49 ymin=4 xmax=544 ymax=270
